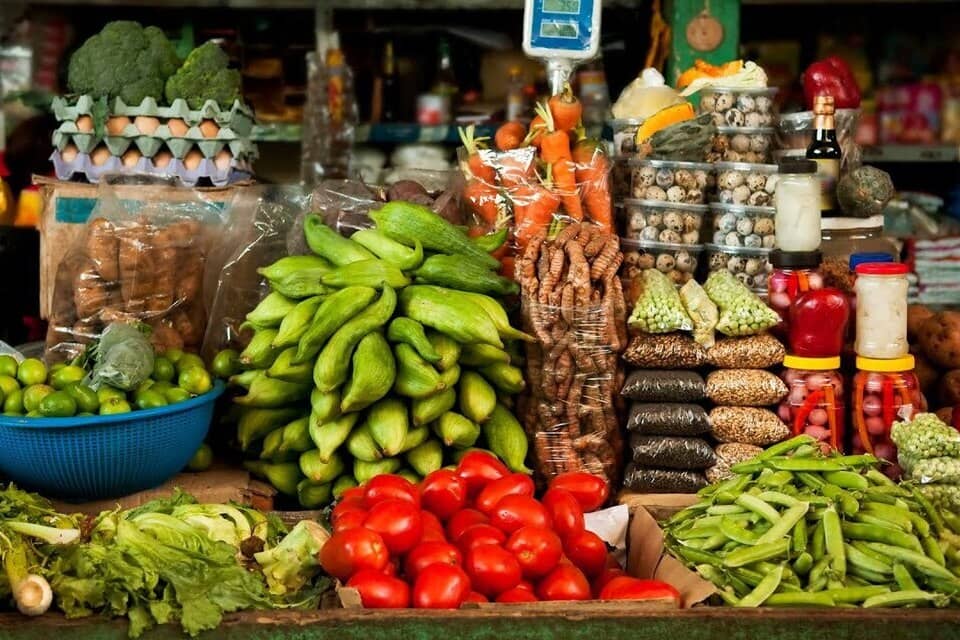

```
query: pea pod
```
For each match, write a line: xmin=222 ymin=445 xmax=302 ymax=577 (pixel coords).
xmin=757 ymin=435 xmax=817 ymax=460
xmin=893 ymin=563 xmax=920 ymax=591
xmin=841 ymin=522 xmax=924 ymax=553
xmin=723 ymin=539 xmax=790 ymax=568
xmin=865 ymin=543 xmax=959 ymax=581
xmin=735 ymin=494 xmax=781 ymax=524
xmin=844 ymin=543 xmax=892 ymax=576
xmin=822 ymin=586 xmax=890 ymax=604
xmin=793 ymin=551 xmax=813 ymax=575
xmin=756 ymin=502 xmax=809 ymax=545
xmin=756 ymin=491 xmax=800 ymax=508
xmin=862 ymin=590 xmax=951 ymax=608
xmin=764 ymin=593 xmax=836 ymax=607
xmin=824 ymin=470 xmax=870 ymax=491
xmin=823 ymin=506 xmax=846 ymax=581
xmin=735 ymin=565 xmax=783 ymax=607
xmin=720 ymin=517 xmax=758 ymax=546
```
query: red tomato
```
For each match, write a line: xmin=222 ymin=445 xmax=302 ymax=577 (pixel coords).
xmin=347 ymin=570 xmax=410 ymax=608
xmin=464 ymin=591 xmax=488 ymax=603
xmin=541 ymin=488 xmax=585 ymax=539
xmin=563 ymin=529 xmax=608 ymax=578
xmin=420 ymin=469 xmax=467 ymax=520
xmin=332 ymin=502 xmax=366 ymax=523
xmin=465 ymin=544 xmax=522 ymax=597
xmin=413 ymin=564 xmax=472 ymax=609
xmin=474 ymin=473 xmax=535 ymax=515
xmin=490 ymin=495 xmax=551 ymax=534
xmin=496 ymin=587 xmax=538 ymax=603
xmin=363 ymin=499 xmax=423 ymax=555
xmin=405 ymin=541 xmax=462 ymax=581
xmin=332 ymin=508 xmax=367 ymax=533
xmin=456 ymin=451 xmax=508 ymax=498
xmin=447 ymin=509 xmax=489 ymax=541
xmin=457 ymin=524 xmax=507 ymax=553
xmin=364 ymin=475 xmax=420 ymax=509
xmin=505 ymin=526 xmax=563 ymax=580
xmin=536 ymin=564 xmax=591 ymax=601
xmin=515 ymin=580 xmax=535 ymax=592
xmin=599 ymin=577 xmax=681 ymax=604
xmin=341 ymin=486 xmax=365 ymax=504
xmin=548 ymin=472 xmax=609 ymax=512
xmin=320 ymin=528 xmax=389 ymax=581
xmin=333 ymin=493 xmax=365 ymax=514
xmin=420 ymin=510 xmax=447 ymax=542
xmin=592 ymin=567 xmax=627 ymax=598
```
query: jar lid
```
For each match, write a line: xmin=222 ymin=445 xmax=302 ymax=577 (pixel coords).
xmin=778 ymin=158 xmax=817 ymax=174
xmin=771 ymin=249 xmax=822 ymax=269
xmin=849 ymin=252 xmax=895 ymax=271
xmin=854 ymin=262 xmax=909 ymax=275
xmin=856 ymin=355 xmax=915 ymax=372
xmin=784 ymin=355 xmax=841 ymax=370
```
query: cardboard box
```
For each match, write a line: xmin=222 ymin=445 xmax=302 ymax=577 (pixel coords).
xmin=336 ymin=506 xmax=715 ymax=610
xmin=618 ymin=491 xmax=699 ymax=521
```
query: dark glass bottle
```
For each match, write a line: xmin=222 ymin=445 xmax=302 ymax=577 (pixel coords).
xmin=381 ymin=41 xmax=398 ymax=122
xmin=806 ymin=95 xmax=843 ymax=217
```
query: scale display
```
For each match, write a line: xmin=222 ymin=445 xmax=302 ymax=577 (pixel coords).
xmin=523 ymin=0 xmax=600 ymax=59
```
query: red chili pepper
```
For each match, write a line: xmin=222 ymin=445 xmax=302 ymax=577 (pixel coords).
xmin=793 ymin=389 xmax=825 ymax=436
xmin=823 ymin=385 xmax=839 ymax=451
xmin=882 ymin=376 xmax=895 ymax=431
xmin=853 ymin=375 xmax=873 ymax=455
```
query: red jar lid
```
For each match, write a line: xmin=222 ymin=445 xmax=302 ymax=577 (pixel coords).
xmin=854 ymin=262 xmax=908 ymax=275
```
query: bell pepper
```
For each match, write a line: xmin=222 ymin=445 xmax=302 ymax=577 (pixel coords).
xmin=802 ymin=56 xmax=861 ymax=110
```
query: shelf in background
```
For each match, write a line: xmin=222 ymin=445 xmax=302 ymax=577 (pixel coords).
xmin=253 ymin=122 xmax=498 ymax=144
xmin=861 ymin=145 xmax=960 ymax=163
xmin=26 ymin=0 xmax=645 ymax=8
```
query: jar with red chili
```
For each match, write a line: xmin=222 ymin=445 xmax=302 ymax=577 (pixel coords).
xmin=851 ymin=355 xmax=926 ymax=478
xmin=767 ymin=250 xmax=824 ymax=335
xmin=778 ymin=356 xmax=844 ymax=453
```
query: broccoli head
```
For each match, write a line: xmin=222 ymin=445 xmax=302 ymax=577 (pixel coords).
xmin=67 ymin=21 xmax=180 ymax=105
xmin=164 ymin=41 xmax=242 ymax=109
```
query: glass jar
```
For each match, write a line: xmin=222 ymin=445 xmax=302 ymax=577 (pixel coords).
xmin=843 ymin=252 xmax=895 ymax=342
xmin=788 ymin=287 xmax=850 ymax=358
xmin=820 ymin=216 xmax=898 ymax=280
xmin=767 ymin=250 xmax=823 ymax=333
xmin=778 ymin=356 xmax=845 ymax=452
xmin=774 ymin=159 xmax=820 ymax=252
xmin=854 ymin=262 xmax=909 ymax=359
xmin=852 ymin=355 xmax=925 ymax=478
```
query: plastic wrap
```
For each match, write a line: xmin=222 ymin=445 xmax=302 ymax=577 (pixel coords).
xmin=777 ymin=108 xmax=861 ymax=169
xmin=706 ymin=333 xmax=785 ymax=369
xmin=705 ymin=369 xmax=788 ymax=406
xmin=623 ymin=464 xmax=707 ymax=493
xmin=710 ymin=406 xmax=790 ymax=446
xmin=703 ymin=270 xmax=780 ymax=336
xmin=630 ymin=434 xmax=715 ymax=470
xmin=890 ymin=413 xmax=960 ymax=486
xmin=628 ymin=269 xmax=692 ymax=334
xmin=705 ymin=443 xmax=764 ymax=483
xmin=623 ymin=333 xmax=705 ymax=369
xmin=46 ymin=176 xmax=231 ymax=362
xmin=517 ymin=223 xmax=626 ymax=487
xmin=679 ymin=280 xmax=718 ymax=348
xmin=626 ymin=403 xmax=710 ymax=437
xmin=620 ymin=370 xmax=705 ymax=402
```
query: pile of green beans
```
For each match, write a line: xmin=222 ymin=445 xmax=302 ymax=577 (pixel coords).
xmin=664 ymin=435 xmax=960 ymax=608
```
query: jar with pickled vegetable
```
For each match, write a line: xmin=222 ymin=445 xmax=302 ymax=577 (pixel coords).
xmin=788 ymin=286 xmax=849 ymax=358
xmin=767 ymin=250 xmax=823 ymax=334
xmin=778 ymin=355 xmax=844 ymax=452
xmin=854 ymin=262 xmax=908 ymax=360
xmin=852 ymin=355 xmax=926 ymax=478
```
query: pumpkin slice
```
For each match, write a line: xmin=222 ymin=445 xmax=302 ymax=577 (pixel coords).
xmin=635 ymin=102 xmax=695 ymax=143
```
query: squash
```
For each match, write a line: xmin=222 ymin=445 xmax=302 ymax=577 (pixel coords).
xmin=642 ymin=113 xmax=717 ymax=161
xmin=837 ymin=165 xmax=895 ymax=218
xmin=635 ymin=102 xmax=695 ymax=143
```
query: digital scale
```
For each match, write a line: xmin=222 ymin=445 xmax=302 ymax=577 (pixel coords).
xmin=523 ymin=0 xmax=602 ymax=93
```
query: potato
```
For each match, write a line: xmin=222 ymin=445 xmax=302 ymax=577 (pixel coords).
xmin=431 ymin=190 xmax=462 ymax=226
xmin=908 ymin=304 xmax=935 ymax=343
xmin=387 ymin=180 xmax=429 ymax=202
xmin=915 ymin=354 xmax=939 ymax=398
xmin=919 ymin=311 xmax=960 ymax=370
xmin=938 ymin=369 xmax=960 ymax=408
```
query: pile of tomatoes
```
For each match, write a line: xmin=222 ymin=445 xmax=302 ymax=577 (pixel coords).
xmin=319 ymin=451 xmax=681 ymax=608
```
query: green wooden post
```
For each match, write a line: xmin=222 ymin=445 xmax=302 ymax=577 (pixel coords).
xmin=665 ymin=0 xmax=740 ymax=84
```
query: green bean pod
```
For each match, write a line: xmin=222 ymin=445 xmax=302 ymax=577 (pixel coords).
xmin=736 ymin=565 xmax=783 ymax=607
xmin=723 ymin=539 xmax=791 ymax=568
xmin=862 ymin=590 xmax=951 ymax=609
xmin=823 ymin=507 xmax=846 ymax=581
xmin=893 ymin=563 xmax=920 ymax=591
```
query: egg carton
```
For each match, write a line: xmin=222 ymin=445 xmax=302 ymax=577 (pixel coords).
xmin=52 ymin=130 xmax=258 ymax=161
xmin=56 ymin=118 xmax=252 ymax=144
xmin=51 ymin=95 xmax=254 ymax=134
xmin=50 ymin=149 xmax=253 ymax=188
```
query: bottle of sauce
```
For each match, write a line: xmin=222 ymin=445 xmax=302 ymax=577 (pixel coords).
xmin=381 ymin=41 xmax=398 ymax=123
xmin=806 ymin=95 xmax=842 ymax=217
xmin=432 ymin=38 xmax=459 ymax=119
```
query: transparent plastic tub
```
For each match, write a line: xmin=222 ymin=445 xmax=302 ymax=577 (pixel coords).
xmin=627 ymin=158 xmax=713 ymax=203
xmin=708 ymin=127 xmax=776 ymax=164
xmin=623 ymin=199 xmax=708 ymax=245
xmin=705 ymin=243 xmax=773 ymax=292
xmin=609 ymin=118 xmax=643 ymax=156
xmin=709 ymin=203 xmax=776 ymax=249
xmin=699 ymin=87 xmax=778 ymax=128
xmin=713 ymin=161 xmax=778 ymax=207
xmin=621 ymin=238 xmax=703 ymax=305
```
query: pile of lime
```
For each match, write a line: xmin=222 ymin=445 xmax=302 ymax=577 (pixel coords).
xmin=0 ymin=349 xmax=214 ymax=418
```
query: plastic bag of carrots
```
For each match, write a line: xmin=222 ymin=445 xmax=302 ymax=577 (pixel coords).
xmin=458 ymin=85 xmax=614 ymax=279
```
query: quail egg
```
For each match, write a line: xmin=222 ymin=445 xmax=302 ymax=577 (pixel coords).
xmin=723 ymin=150 xmax=743 ymax=162
xmin=749 ymin=134 xmax=771 ymax=153
xmin=724 ymin=232 xmax=742 ymax=247
xmin=646 ymin=212 xmax=663 ymax=228
xmin=656 ymin=168 xmax=675 ymax=189
xmin=736 ymin=217 xmax=754 ymax=236
xmin=674 ymin=169 xmax=696 ymax=190
xmin=719 ymin=170 xmax=745 ymax=190
xmin=713 ymin=231 xmax=726 ymax=244
xmin=664 ymin=211 xmax=684 ymax=232
xmin=636 ymin=252 xmax=655 ymax=269
xmin=682 ymin=213 xmax=701 ymax=232
xmin=636 ymin=166 xmax=657 ymax=187
xmin=659 ymin=230 xmax=682 ymax=243
xmin=754 ymin=217 xmax=775 ymax=235
xmin=746 ymin=173 xmax=767 ymax=191
xmin=714 ymin=92 xmax=734 ymax=111
xmin=675 ymin=251 xmax=696 ymax=273
xmin=736 ymin=94 xmax=756 ymax=112
xmin=726 ymin=256 xmax=745 ymax=272
xmin=731 ymin=134 xmax=751 ymax=153
xmin=762 ymin=234 xmax=776 ymax=249
xmin=655 ymin=253 xmax=676 ymax=272
xmin=732 ymin=185 xmax=752 ymax=204
xmin=756 ymin=96 xmax=773 ymax=114
xmin=695 ymin=171 xmax=710 ymax=189
xmin=666 ymin=186 xmax=686 ymax=202
xmin=725 ymin=108 xmax=745 ymax=126
xmin=744 ymin=234 xmax=763 ymax=248
xmin=700 ymin=94 xmax=717 ymax=112
xmin=736 ymin=273 xmax=753 ymax=286
xmin=682 ymin=231 xmax=700 ymax=244
xmin=711 ymin=112 xmax=727 ymax=127
xmin=717 ymin=213 xmax=738 ymax=233
xmin=628 ymin=211 xmax=647 ymax=231
xmin=683 ymin=188 xmax=704 ymax=204
xmin=641 ymin=226 xmax=661 ymax=241
xmin=748 ymin=191 xmax=772 ymax=206
xmin=753 ymin=274 xmax=768 ymax=289
xmin=745 ymin=112 xmax=763 ymax=127
xmin=667 ymin=270 xmax=685 ymax=285
xmin=764 ymin=174 xmax=779 ymax=194
xmin=744 ymin=258 xmax=763 ymax=276
xmin=645 ymin=186 xmax=667 ymax=201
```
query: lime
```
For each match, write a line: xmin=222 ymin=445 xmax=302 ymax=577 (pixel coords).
xmin=0 ymin=355 xmax=17 ymax=378
xmin=0 ymin=375 xmax=18 ymax=397
xmin=136 ymin=379 xmax=155 ymax=394
xmin=178 ymin=368 xmax=212 ymax=395
xmin=22 ymin=384 xmax=54 ymax=413
xmin=149 ymin=381 xmax=174 ymax=395
xmin=3 ymin=389 xmax=22 ymax=414
xmin=164 ymin=387 xmax=191 ymax=404
xmin=25 ymin=411 xmax=41 ymax=417
xmin=65 ymin=383 xmax=100 ymax=414
xmin=177 ymin=353 xmax=206 ymax=374
xmin=99 ymin=398 xmax=132 ymax=415
xmin=135 ymin=389 xmax=168 ymax=410
xmin=212 ymin=349 xmax=241 ymax=379
xmin=50 ymin=365 xmax=86 ymax=390
xmin=152 ymin=356 xmax=176 ymax=383
xmin=39 ymin=391 xmax=77 ymax=417
xmin=49 ymin=362 xmax=66 ymax=374
xmin=164 ymin=348 xmax=184 ymax=364
xmin=77 ymin=412 xmax=95 ymax=417
xmin=186 ymin=443 xmax=213 ymax=472
xmin=97 ymin=386 xmax=126 ymax=404
xmin=17 ymin=359 xmax=47 ymax=387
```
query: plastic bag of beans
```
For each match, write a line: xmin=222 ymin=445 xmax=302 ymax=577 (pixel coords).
xmin=620 ymin=370 xmax=706 ymax=402
xmin=623 ymin=464 xmax=707 ymax=493
xmin=630 ymin=434 xmax=716 ymax=470
xmin=626 ymin=403 xmax=711 ymax=436
xmin=705 ymin=369 xmax=788 ymax=406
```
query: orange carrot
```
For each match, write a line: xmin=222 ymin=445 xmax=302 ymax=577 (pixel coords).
xmin=548 ymin=83 xmax=582 ymax=132
xmin=572 ymin=140 xmax=612 ymax=231
xmin=513 ymin=184 xmax=560 ymax=249
xmin=534 ymin=102 xmax=572 ymax=164
xmin=495 ymin=121 xmax=527 ymax=151
xmin=552 ymin=160 xmax=582 ymax=221
xmin=524 ymin=114 xmax=546 ymax=148
xmin=464 ymin=179 xmax=500 ymax=225
xmin=498 ymin=151 xmax=536 ymax=188
xmin=458 ymin=124 xmax=496 ymax=183
xmin=499 ymin=255 xmax=516 ymax=280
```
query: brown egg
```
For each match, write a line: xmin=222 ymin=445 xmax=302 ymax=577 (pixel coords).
xmin=75 ymin=115 xmax=93 ymax=132
xmin=214 ymin=149 xmax=232 ymax=171
xmin=60 ymin=144 xmax=79 ymax=163
xmin=183 ymin=149 xmax=204 ymax=171
xmin=90 ymin=146 xmax=112 ymax=166
xmin=153 ymin=150 xmax=173 ymax=169
xmin=134 ymin=116 xmax=160 ymax=135
xmin=167 ymin=118 xmax=189 ymax=137
xmin=121 ymin=149 xmax=142 ymax=167
xmin=199 ymin=119 xmax=220 ymax=138
xmin=106 ymin=116 xmax=131 ymax=135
